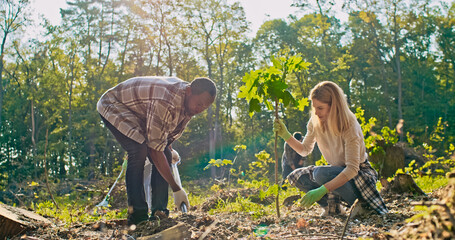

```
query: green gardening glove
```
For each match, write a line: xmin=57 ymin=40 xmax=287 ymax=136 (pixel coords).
xmin=301 ymin=185 xmax=328 ymax=208
xmin=273 ymin=119 xmax=292 ymax=141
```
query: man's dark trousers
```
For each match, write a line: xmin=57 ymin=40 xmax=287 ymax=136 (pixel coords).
xmin=100 ymin=115 xmax=172 ymax=224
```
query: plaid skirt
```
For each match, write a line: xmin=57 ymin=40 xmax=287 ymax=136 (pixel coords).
xmin=287 ymin=160 xmax=388 ymax=214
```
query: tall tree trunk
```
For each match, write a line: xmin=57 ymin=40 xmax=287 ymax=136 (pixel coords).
xmin=68 ymin=45 xmax=75 ymax=176
xmin=0 ymin=34 xmax=7 ymax=130
xmin=89 ymin=132 xmax=96 ymax=180
xmin=31 ymin=101 xmax=37 ymax=178
xmin=164 ymin=32 xmax=173 ymax=76
xmin=215 ymin=58 xmax=224 ymax=160
xmin=393 ymin=9 xmax=403 ymax=121
xmin=208 ymin=105 xmax=216 ymax=178
xmin=381 ymin=63 xmax=393 ymax=127
xmin=156 ymin=23 xmax=164 ymax=75
xmin=99 ymin=1 xmax=114 ymax=80
xmin=204 ymin=41 xmax=216 ymax=179
xmin=118 ymin=26 xmax=131 ymax=81
xmin=98 ymin=5 xmax=105 ymax=68
xmin=44 ymin=128 xmax=59 ymax=209
xmin=227 ymin=82 xmax=233 ymax=126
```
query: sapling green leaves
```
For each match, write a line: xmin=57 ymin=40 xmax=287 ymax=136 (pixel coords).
xmin=238 ymin=54 xmax=310 ymax=116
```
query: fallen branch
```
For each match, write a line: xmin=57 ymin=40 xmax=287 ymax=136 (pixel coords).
xmin=282 ymin=233 xmax=338 ymax=239
xmin=8 ymin=190 xmax=25 ymax=207
xmin=138 ymin=222 xmax=190 ymax=240
xmin=198 ymin=219 xmax=218 ymax=240
xmin=340 ymin=198 xmax=359 ymax=240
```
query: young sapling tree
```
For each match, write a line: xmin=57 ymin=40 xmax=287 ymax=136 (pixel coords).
xmin=238 ymin=54 xmax=310 ymax=218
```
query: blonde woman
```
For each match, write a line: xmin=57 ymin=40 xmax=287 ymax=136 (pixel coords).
xmin=274 ymin=81 xmax=387 ymax=216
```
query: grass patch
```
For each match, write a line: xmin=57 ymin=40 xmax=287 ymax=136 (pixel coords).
xmin=414 ymin=174 xmax=448 ymax=193
xmin=31 ymin=198 xmax=127 ymax=227
xmin=201 ymin=181 xmax=302 ymax=220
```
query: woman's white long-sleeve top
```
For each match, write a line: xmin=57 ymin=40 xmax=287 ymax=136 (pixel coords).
xmin=299 ymin=117 xmax=367 ymax=180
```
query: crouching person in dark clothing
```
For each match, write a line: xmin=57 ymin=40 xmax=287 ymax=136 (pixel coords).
xmin=282 ymin=132 xmax=307 ymax=181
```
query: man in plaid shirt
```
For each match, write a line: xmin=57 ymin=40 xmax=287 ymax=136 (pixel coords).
xmin=97 ymin=76 xmax=216 ymax=225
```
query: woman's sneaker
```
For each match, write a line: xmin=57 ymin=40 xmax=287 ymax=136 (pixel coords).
xmin=349 ymin=202 xmax=366 ymax=218
xmin=320 ymin=193 xmax=346 ymax=216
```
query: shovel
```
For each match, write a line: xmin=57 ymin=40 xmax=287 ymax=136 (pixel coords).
xmin=96 ymin=159 xmax=127 ymax=208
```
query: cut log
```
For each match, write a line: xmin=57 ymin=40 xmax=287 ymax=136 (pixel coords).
xmin=381 ymin=173 xmax=426 ymax=196
xmin=0 ymin=203 xmax=52 ymax=239
xmin=137 ymin=222 xmax=191 ymax=240
xmin=369 ymin=143 xmax=405 ymax=178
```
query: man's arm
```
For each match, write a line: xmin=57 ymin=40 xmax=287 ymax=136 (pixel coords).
xmin=148 ymin=148 xmax=181 ymax=192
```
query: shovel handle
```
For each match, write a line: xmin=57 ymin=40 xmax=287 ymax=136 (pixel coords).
xmin=180 ymin=202 xmax=188 ymax=213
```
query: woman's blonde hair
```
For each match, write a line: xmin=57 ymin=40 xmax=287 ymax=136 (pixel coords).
xmin=309 ymin=81 xmax=355 ymax=135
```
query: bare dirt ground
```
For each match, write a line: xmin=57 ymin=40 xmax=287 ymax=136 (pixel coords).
xmin=12 ymin=184 xmax=450 ymax=240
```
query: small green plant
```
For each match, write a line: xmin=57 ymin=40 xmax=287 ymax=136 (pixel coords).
xmin=203 ymin=145 xmax=246 ymax=172
xmin=258 ymin=184 xmax=279 ymax=201
xmin=429 ymin=117 xmax=445 ymax=143
xmin=237 ymin=179 xmax=270 ymax=189
xmin=203 ymin=145 xmax=246 ymax=190
xmin=204 ymin=159 xmax=233 ymax=170
xmin=227 ymin=145 xmax=247 ymax=187
xmin=244 ymin=150 xmax=274 ymax=182
xmin=210 ymin=184 xmax=221 ymax=192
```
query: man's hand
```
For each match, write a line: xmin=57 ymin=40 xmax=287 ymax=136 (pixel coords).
xmin=173 ymin=189 xmax=190 ymax=211
xmin=171 ymin=149 xmax=181 ymax=165
xmin=273 ymin=119 xmax=292 ymax=141
xmin=301 ymin=185 xmax=328 ymax=208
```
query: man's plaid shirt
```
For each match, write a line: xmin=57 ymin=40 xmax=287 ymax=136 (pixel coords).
xmin=288 ymin=160 xmax=389 ymax=215
xmin=97 ymin=76 xmax=192 ymax=152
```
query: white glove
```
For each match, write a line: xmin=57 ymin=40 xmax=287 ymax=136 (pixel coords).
xmin=173 ymin=189 xmax=190 ymax=211
xmin=171 ymin=149 xmax=181 ymax=165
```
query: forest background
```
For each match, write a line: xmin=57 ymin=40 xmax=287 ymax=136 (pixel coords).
xmin=0 ymin=0 xmax=454 ymax=201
